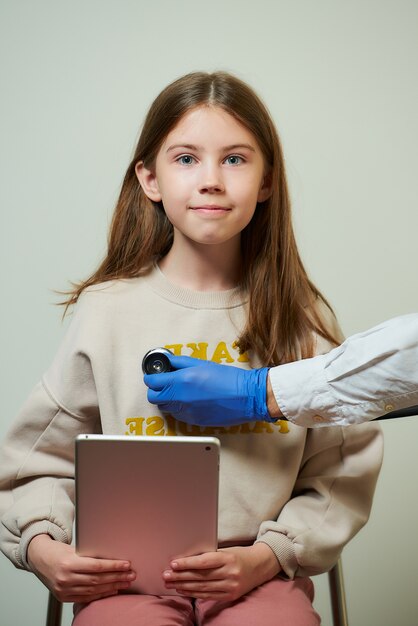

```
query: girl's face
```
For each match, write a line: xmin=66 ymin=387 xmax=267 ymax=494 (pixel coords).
xmin=136 ymin=106 xmax=271 ymax=249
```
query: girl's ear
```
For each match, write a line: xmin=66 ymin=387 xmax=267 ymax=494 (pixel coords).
xmin=257 ymin=171 xmax=273 ymax=203
xmin=135 ymin=161 xmax=162 ymax=202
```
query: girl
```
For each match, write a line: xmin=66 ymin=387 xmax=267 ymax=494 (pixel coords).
xmin=0 ymin=72 xmax=382 ymax=625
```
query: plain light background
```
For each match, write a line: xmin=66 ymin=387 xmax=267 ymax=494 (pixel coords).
xmin=1 ymin=1 xmax=417 ymax=625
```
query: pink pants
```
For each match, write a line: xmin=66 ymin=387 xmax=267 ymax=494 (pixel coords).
xmin=72 ymin=577 xmax=320 ymax=625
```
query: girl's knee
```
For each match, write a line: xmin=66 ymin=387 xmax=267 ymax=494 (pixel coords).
xmin=72 ymin=594 xmax=194 ymax=626
xmin=196 ymin=577 xmax=320 ymax=626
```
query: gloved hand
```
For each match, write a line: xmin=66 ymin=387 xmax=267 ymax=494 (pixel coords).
xmin=143 ymin=355 xmax=275 ymax=426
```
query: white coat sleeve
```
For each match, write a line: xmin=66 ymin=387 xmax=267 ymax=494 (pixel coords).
xmin=269 ymin=314 xmax=418 ymax=427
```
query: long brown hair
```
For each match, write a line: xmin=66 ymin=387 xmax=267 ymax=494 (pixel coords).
xmin=61 ymin=71 xmax=339 ymax=365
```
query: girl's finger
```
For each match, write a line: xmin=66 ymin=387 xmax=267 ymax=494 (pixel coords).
xmin=73 ymin=581 xmax=133 ymax=595
xmin=57 ymin=580 xmax=131 ymax=600
xmin=170 ymin=551 xmax=223 ymax=571
xmin=61 ymin=570 xmax=136 ymax=586
xmin=73 ymin=557 xmax=132 ymax=573
xmin=163 ymin=568 xmax=221 ymax=583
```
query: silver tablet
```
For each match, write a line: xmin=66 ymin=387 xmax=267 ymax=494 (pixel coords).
xmin=75 ymin=435 xmax=220 ymax=595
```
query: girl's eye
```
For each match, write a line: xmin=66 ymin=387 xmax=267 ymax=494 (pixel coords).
xmin=177 ymin=155 xmax=195 ymax=165
xmin=224 ymin=155 xmax=243 ymax=166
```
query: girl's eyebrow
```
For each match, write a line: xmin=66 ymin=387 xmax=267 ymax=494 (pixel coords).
xmin=223 ymin=143 xmax=257 ymax=153
xmin=165 ymin=143 xmax=257 ymax=153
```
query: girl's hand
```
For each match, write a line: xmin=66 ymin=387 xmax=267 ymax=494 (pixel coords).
xmin=27 ymin=534 xmax=136 ymax=603
xmin=162 ymin=543 xmax=281 ymax=601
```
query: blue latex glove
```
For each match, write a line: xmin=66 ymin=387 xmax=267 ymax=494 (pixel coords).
xmin=143 ymin=355 xmax=275 ymax=426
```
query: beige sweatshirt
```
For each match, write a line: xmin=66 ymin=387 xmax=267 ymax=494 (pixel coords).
xmin=0 ymin=265 xmax=383 ymax=579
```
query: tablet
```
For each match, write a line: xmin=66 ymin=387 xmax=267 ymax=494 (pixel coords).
xmin=75 ymin=435 xmax=220 ymax=595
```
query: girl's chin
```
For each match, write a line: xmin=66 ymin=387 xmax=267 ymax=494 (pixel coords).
xmin=185 ymin=233 xmax=240 ymax=247
xmin=171 ymin=225 xmax=242 ymax=249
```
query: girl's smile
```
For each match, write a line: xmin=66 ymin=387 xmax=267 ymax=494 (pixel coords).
xmin=189 ymin=204 xmax=232 ymax=215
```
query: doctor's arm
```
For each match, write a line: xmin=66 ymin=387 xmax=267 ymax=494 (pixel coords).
xmin=145 ymin=314 xmax=418 ymax=427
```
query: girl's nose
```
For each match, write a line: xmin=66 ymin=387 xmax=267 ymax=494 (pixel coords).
xmin=198 ymin=165 xmax=225 ymax=194
xmin=199 ymin=181 xmax=225 ymax=193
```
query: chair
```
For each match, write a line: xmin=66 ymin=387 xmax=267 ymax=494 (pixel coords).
xmin=376 ymin=404 xmax=418 ymax=420
xmin=46 ymin=591 xmax=63 ymax=626
xmin=45 ymin=558 xmax=349 ymax=626
xmin=328 ymin=558 xmax=349 ymax=626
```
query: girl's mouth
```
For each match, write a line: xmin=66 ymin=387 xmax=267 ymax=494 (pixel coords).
xmin=190 ymin=205 xmax=231 ymax=212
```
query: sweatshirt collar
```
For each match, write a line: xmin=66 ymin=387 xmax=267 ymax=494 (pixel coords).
xmin=144 ymin=264 xmax=247 ymax=310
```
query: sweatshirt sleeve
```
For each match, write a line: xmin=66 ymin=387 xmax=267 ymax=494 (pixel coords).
xmin=255 ymin=420 xmax=383 ymax=578
xmin=0 ymin=297 xmax=101 ymax=570
xmin=270 ymin=313 xmax=418 ymax=427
